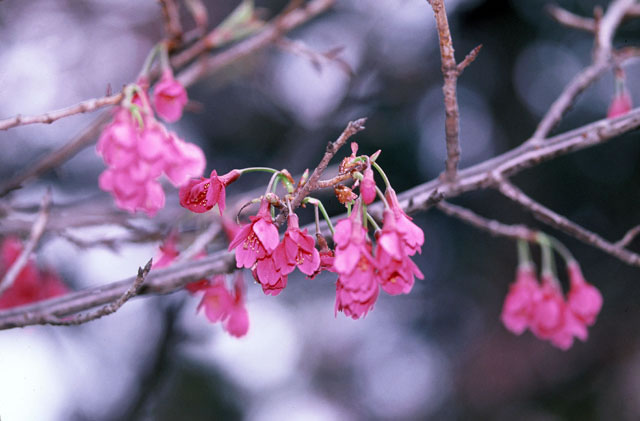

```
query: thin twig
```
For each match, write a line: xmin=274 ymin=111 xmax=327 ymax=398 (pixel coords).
xmin=0 ymin=112 xmax=112 ymax=197
xmin=496 ymin=177 xmax=640 ymax=266
xmin=0 ymin=190 xmax=52 ymax=296
xmin=457 ymin=44 xmax=482 ymax=75
xmin=177 ymin=0 xmax=336 ymax=86
xmin=0 ymin=93 xmax=123 ymax=132
xmin=41 ymin=259 xmax=152 ymax=326
xmin=158 ymin=0 xmax=183 ymax=47
xmin=532 ymin=0 xmax=637 ymax=140
xmin=547 ymin=5 xmax=597 ymax=32
xmin=178 ymin=222 xmax=221 ymax=262
xmin=615 ymin=225 xmax=640 ymax=248
xmin=275 ymin=38 xmax=354 ymax=76
xmin=427 ymin=0 xmax=462 ymax=180
xmin=276 ymin=117 xmax=367 ymax=225
xmin=436 ymin=201 xmax=536 ymax=241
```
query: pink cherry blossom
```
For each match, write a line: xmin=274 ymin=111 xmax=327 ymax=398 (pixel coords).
xmin=567 ymin=261 xmax=602 ymax=326
xmin=197 ymin=273 xmax=249 ymax=337
xmin=0 ymin=237 xmax=68 ymax=310
xmin=198 ymin=276 xmax=234 ymax=323
xmin=277 ymin=213 xmax=320 ymax=276
xmin=307 ymin=234 xmax=335 ymax=280
xmin=333 ymin=206 xmax=379 ymax=319
xmin=501 ymin=264 xmax=540 ymax=335
xmin=228 ymin=199 xmax=279 ymax=269
xmin=529 ymin=274 xmax=566 ymax=342
xmin=252 ymin=256 xmax=289 ymax=296
xmin=385 ymin=187 xmax=424 ymax=255
xmin=376 ymin=210 xmax=423 ymax=295
xmin=153 ymin=70 xmax=188 ymax=123
xmin=360 ymin=166 xmax=376 ymax=205
xmin=607 ymin=90 xmax=632 ymax=119
xmin=179 ymin=169 xmax=241 ymax=215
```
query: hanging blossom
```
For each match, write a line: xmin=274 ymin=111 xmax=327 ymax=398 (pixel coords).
xmin=607 ymin=70 xmax=633 ymax=119
xmin=501 ymin=260 xmax=602 ymax=350
xmin=375 ymin=209 xmax=424 ymax=296
xmin=179 ymin=169 xmax=241 ymax=215
xmin=228 ymin=199 xmax=280 ymax=269
xmin=385 ymin=187 xmax=425 ymax=256
xmin=151 ymin=233 xmax=210 ymax=293
xmin=96 ymin=80 xmax=205 ymax=216
xmin=153 ymin=70 xmax=188 ymax=123
xmin=0 ymin=237 xmax=68 ymax=310
xmin=197 ymin=273 xmax=250 ymax=338
xmin=333 ymin=204 xmax=379 ymax=319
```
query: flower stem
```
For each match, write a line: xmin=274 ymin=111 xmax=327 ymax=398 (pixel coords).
xmin=517 ymin=239 xmax=533 ymax=267
xmin=375 ymin=186 xmax=390 ymax=209
xmin=305 ymin=197 xmax=334 ymax=236
xmin=371 ymin=161 xmax=391 ymax=190
xmin=239 ymin=167 xmax=278 ymax=175
xmin=537 ymin=233 xmax=557 ymax=276
xmin=139 ymin=44 xmax=162 ymax=80
xmin=366 ymin=213 xmax=380 ymax=231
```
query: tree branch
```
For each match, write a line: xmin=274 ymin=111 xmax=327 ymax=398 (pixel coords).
xmin=427 ymin=0 xmax=462 ymax=180
xmin=495 ymin=177 xmax=640 ymax=266
xmin=532 ymin=0 xmax=637 ymax=140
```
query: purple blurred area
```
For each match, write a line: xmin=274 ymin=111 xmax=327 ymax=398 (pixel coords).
xmin=1 ymin=0 xmax=640 ymax=420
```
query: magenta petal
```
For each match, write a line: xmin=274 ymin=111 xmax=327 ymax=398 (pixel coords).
xmin=253 ymin=219 xmax=279 ymax=253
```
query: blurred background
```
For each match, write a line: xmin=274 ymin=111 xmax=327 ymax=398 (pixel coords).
xmin=1 ymin=0 xmax=640 ymax=419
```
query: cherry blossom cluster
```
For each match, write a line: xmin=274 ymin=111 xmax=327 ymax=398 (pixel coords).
xmin=501 ymin=239 xmax=602 ymax=350
xmin=0 ymin=237 xmax=68 ymax=310
xmin=176 ymin=142 xmax=425 ymax=326
xmin=97 ymin=62 xmax=205 ymax=216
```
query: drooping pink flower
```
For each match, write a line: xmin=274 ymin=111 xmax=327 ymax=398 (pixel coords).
xmin=360 ymin=166 xmax=377 ymax=205
xmin=179 ymin=169 xmax=241 ymax=215
xmin=162 ymin=132 xmax=206 ymax=187
xmin=333 ymin=205 xmax=379 ymax=319
xmin=385 ymin=187 xmax=424 ymax=256
xmin=529 ymin=274 xmax=567 ymax=342
xmin=99 ymin=169 xmax=166 ymax=216
xmin=153 ymin=70 xmax=188 ymax=123
xmin=228 ymin=199 xmax=279 ymax=269
xmin=198 ymin=276 xmax=234 ymax=323
xmin=376 ymin=210 xmax=423 ymax=295
xmin=501 ymin=264 xmax=540 ymax=335
xmin=607 ymin=90 xmax=632 ymax=119
xmin=252 ymin=255 xmax=289 ymax=296
xmin=0 ymin=237 xmax=68 ymax=310
xmin=197 ymin=273 xmax=249 ymax=337
xmin=567 ymin=262 xmax=602 ymax=326
xmin=276 ymin=214 xmax=320 ymax=276
xmin=153 ymin=232 xmax=180 ymax=269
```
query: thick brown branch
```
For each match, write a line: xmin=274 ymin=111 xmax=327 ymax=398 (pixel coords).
xmin=428 ymin=0 xmax=462 ymax=180
xmin=0 ymin=93 xmax=123 ymax=132
xmin=436 ymin=201 xmax=536 ymax=241
xmin=496 ymin=178 xmax=640 ymax=266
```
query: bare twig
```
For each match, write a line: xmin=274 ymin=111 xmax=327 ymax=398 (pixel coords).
xmin=277 ymin=117 xmax=367 ymax=225
xmin=532 ymin=0 xmax=637 ymax=140
xmin=0 ymin=112 xmax=112 ymax=197
xmin=427 ymin=0 xmax=462 ymax=180
xmin=177 ymin=0 xmax=336 ymax=86
xmin=275 ymin=38 xmax=354 ymax=76
xmin=496 ymin=178 xmax=640 ymax=266
xmin=0 ymin=190 xmax=52 ymax=296
xmin=41 ymin=259 xmax=152 ymax=326
xmin=547 ymin=5 xmax=597 ymax=32
xmin=615 ymin=225 xmax=640 ymax=248
xmin=457 ymin=44 xmax=482 ymax=74
xmin=158 ymin=0 xmax=183 ymax=47
xmin=0 ymin=92 xmax=123 ymax=132
xmin=436 ymin=201 xmax=536 ymax=241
